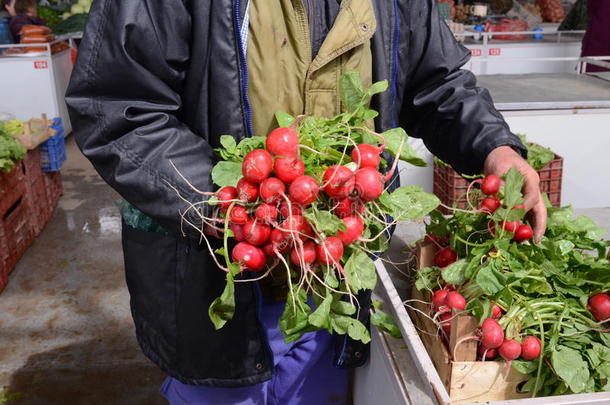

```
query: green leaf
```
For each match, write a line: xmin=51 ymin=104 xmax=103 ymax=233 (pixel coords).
xmin=279 ymin=287 xmax=312 ymax=343
xmin=367 ymin=80 xmax=389 ymax=96
xmin=503 ymin=168 xmax=525 ymax=209
xmin=309 ymin=294 xmax=333 ymax=331
xmin=371 ymin=311 xmax=402 ymax=339
xmin=379 ymin=186 xmax=440 ymax=221
xmin=236 ymin=136 xmax=266 ymax=155
xmin=372 ymin=300 xmax=384 ymax=311
xmin=331 ymin=314 xmax=371 ymax=344
xmin=208 ymin=271 xmax=236 ymax=329
xmin=512 ymin=359 xmax=538 ymax=375
xmin=552 ymin=345 xmax=590 ymax=393
xmin=344 ymin=250 xmax=377 ymax=292
xmin=475 ymin=264 xmax=506 ymax=294
xmin=441 ymin=259 xmax=467 ymax=286
xmin=382 ymin=128 xmax=427 ymax=167
xmin=304 ymin=210 xmax=346 ymax=235
xmin=211 ymin=162 xmax=242 ymax=187
xmin=275 ymin=111 xmax=296 ymax=128
xmin=219 ymin=135 xmax=237 ymax=152
xmin=466 ymin=298 xmax=492 ymax=323
xmin=340 ymin=72 xmax=365 ymax=112
xmin=331 ymin=300 xmax=357 ymax=316
xmin=415 ymin=266 xmax=441 ymax=291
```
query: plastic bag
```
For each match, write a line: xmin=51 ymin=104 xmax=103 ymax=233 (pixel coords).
xmin=117 ymin=199 xmax=167 ymax=234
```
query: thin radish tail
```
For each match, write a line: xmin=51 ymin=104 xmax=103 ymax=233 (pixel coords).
xmin=451 ymin=335 xmax=481 ymax=361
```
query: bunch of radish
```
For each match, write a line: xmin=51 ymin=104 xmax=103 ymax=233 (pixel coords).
xmin=213 ymin=125 xmax=391 ymax=273
xmin=171 ymin=73 xmax=439 ymax=343
xmin=415 ymin=168 xmax=610 ymax=396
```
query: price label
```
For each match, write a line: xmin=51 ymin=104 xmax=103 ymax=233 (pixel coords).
xmin=489 ymin=48 xmax=502 ymax=56
xmin=471 ymin=49 xmax=482 ymax=57
xmin=34 ymin=61 xmax=48 ymax=69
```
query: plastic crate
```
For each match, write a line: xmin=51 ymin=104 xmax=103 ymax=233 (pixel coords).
xmin=433 ymin=152 xmax=563 ymax=214
xmin=0 ymin=162 xmax=26 ymax=217
xmin=0 ymin=195 xmax=35 ymax=278
xmin=40 ymin=132 xmax=66 ymax=172
xmin=23 ymin=149 xmax=57 ymax=236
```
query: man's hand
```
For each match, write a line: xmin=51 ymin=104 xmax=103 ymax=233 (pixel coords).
xmin=483 ymin=146 xmax=547 ymax=242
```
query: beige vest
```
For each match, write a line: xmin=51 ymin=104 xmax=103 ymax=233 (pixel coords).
xmin=246 ymin=0 xmax=376 ymax=137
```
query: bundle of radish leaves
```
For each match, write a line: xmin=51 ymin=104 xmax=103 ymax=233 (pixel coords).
xmin=173 ymin=73 xmax=438 ymax=345
xmin=416 ymin=168 xmax=610 ymax=396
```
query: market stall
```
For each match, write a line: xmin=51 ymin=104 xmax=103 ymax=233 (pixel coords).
xmin=0 ymin=40 xmax=73 ymax=135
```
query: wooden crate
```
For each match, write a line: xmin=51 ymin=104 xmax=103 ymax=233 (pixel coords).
xmin=407 ymin=243 xmax=529 ymax=403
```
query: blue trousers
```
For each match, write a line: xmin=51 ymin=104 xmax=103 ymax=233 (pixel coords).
xmin=160 ymin=297 xmax=349 ymax=405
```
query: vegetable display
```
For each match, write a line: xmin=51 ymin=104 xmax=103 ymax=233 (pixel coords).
xmin=0 ymin=122 xmax=26 ymax=172
xmin=171 ymin=73 xmax=438 ymax=344
xmin=415 ymin=169 xmax=610 ymax=396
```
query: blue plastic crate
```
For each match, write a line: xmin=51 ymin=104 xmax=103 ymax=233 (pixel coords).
xmin=40 ymin=120 xmax=66 ymax=172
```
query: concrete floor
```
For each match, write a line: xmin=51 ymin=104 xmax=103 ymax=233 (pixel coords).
xmin=0 ymin=138 xmax=167 ymax=405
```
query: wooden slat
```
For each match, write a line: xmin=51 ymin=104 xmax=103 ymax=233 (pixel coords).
xmin=450 ymin=361 xmax=529 ymax=404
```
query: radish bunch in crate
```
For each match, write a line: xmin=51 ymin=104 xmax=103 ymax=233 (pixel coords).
xmin=171 ymin=73 xmax=437 ymax=344
xmin=415 ymin=169 xmax=610 ymax=397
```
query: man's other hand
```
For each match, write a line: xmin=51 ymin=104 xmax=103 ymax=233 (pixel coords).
xmin=483 ymin=146 xmax=547 ymax=242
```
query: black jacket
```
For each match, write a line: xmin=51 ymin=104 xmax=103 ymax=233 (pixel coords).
xmin=65 ymin=0 xmax=524 ymax=387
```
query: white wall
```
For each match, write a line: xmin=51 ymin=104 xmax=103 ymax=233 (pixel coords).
xmin=400 ymin=110 xmax=610 ymax=209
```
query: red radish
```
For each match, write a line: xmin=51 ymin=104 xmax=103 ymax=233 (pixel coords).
xmin=242 ymin=149 xmax=273 ymax=183
xmin=316 ymin=237 xmax=344 ymax=265
xmin=204 ymin=224 xmax=221 ymax=239
xmin=279 ymin=200 xmax=303 ymax=217
xmin=432 ymin=289 xmax=449 ymax=310
xmin=323 ymin=166 xmax=356 ymax=199
xmin=481 ymin=174 xmax=501 ymax=195
xmin=229 ymin=206 xmax=248 ymax=225
xmin=265 ymin=126 xmax=299 ymax=157
xmin=337 ymin=215 xmax=364 ymax=246
xmin=521 ymin=336 xmax=542 ymax=360
xmin=480 ymin=197 xmax=501 ymax=214
xmin=232 ymin=242 xmax=266 ymax=271
xmin=501 ymin=220 xmax=520 ymax=233
xmin=434 ymin=247 xmax=457 ymax=268
xmin=333 ymin=198 xmax=364 ymax=218
xmin=499 ymin=339 xmax=522 ymax=361
xmin=588 ymin=293 xmax=610 ymax=322
xmin=480 ymin=318 xmax=504 ymax=349
xmin=270 ymin=228 xmax=291 ymax=253
xmin=514 ymin=224 xmax=534 ymax=242
xmin=255 ymin=204 xmax=278 ymax=223
xmin=281 ymin=215 xmax=313 ymax=239
xmin=263 ymin=242 xmax=275 ymax=257
xmin=446 ymin=291 xmax=467 ymax=310
xmin=289 ymin=175 xmax=319 ymax=206
xmin=439 ymin=311 xmax=452 ymax=335
xmin=351 ymin=144 xmax=381 ymax=168
xmin=274 ymin=157 xmax=305 ymax=183
xmin=492 ymin=303 xmax=504 ymax=319
xmin=290 ymin=241 xmax=317 ymax=267
xmin=217 ymin=186 xmax=237 ymax=210
xmin=354 ymin=167 xmax=384 ymax=202
xmin=236 ymin=178 xmax=259 ymax=203
xmin=259 ymin=178 xmax=286 ymax=203
xmin=478 ymin=345 xmax=498 ymax=360
xmin=243 ymin=218 xmax=271 ymax=246
xmin=230 ymin=223 xmax=245 ymax=242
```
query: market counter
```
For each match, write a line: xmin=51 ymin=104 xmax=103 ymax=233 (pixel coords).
xmin=354 ymin=208 xmax=610 ymax=405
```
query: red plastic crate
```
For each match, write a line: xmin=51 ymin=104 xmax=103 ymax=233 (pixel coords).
xmin=0 ymin=162 xmax=26 ymax=217
xmin=433 ymin=153 xmax=563 ymax=214
xmin=0 ymin=195 xmax=35 ymax=277
xmin=23 ymin=149 xmax=57 ymax=236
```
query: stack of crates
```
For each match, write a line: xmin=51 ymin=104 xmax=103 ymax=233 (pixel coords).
xmin=40 ymin=117 xmax=66 ymax=172
xmin=0 ymin=161 xmax=34 ymax=292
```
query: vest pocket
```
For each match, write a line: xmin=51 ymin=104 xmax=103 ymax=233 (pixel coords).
xmin=121 ymin=221 xmax=178 ymax=363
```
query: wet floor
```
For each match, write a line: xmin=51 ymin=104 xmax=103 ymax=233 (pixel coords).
xmin=0 ymin=137 xmax=167 ymax=405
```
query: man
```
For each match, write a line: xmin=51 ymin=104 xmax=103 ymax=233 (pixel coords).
xmin=581 ymin=0 xmax=610 ymax=72
xmin=66 ymin=1 xmax=546 ymax=404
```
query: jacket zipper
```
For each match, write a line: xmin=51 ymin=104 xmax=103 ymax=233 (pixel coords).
xmin=233 ymin=0 xmax=254 ymax=138
xmin=233 ymin=0 xmax=274 ymax=372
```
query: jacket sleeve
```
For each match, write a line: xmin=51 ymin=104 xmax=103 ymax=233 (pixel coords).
xmin=398 ymin=0 xmax=526 ymax=175
xmin=65 ymin=0 xmax=216 ymax=235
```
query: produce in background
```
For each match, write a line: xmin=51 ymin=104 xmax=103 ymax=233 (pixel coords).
xmin=415 ymin=169 xmax=610 ymax=396
xmin=0 ymin=122 xmax=26 ymax=172
xmin=168 ymin=73 xmax=437 ymax=344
